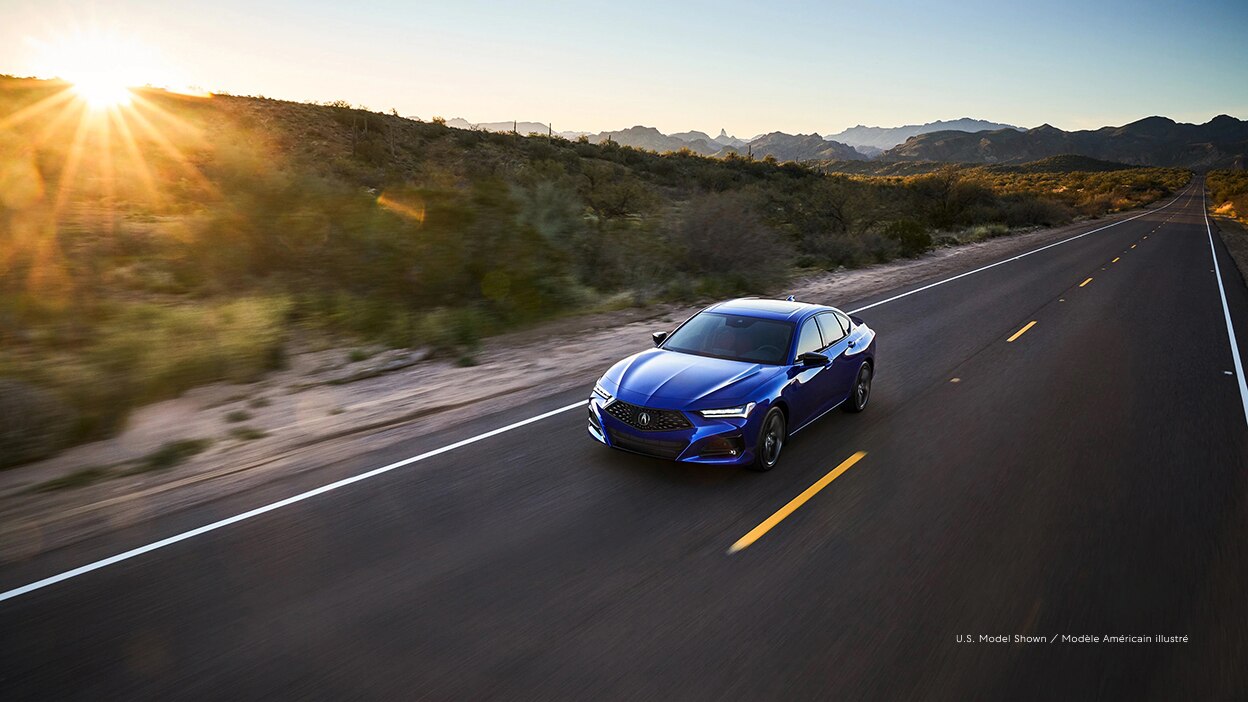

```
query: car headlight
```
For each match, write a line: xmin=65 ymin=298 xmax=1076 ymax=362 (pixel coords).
xmin=593 ymin=381 xmax=613 ymax=401
xmin=698 ymin=402 xmax=755 ymax=419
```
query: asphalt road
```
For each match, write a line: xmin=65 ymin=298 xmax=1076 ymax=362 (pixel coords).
xmin=3 ymin=178 xmax=1247 ymax=700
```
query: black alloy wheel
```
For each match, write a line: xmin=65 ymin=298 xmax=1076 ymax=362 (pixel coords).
xmin=845 ymin=363 xmax=872 ymax=413
xmin=750 ymin=407 xmax=787 ymax=472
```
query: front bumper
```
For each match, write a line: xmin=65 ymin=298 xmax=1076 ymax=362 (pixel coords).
xmin=586 ymin=395 xmax=761 ymax=465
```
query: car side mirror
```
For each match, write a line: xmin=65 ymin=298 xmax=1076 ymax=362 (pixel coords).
xmin=652 ymin=331 xmax=668 ymax=347
xmin=798 ymin=351 xmax=830 ymax=366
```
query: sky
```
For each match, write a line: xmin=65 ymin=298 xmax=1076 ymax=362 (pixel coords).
xmin=2 ymin=0 xmax=1246 ymax=137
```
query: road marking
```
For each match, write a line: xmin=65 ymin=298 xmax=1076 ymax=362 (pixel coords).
xmin=728 ymin=451 xmax=867 ymax=553
xmin=848 ymin=184 xmax=1194 ymax=315
xmin=0 ymin=400 xmax=590 ymax=604
xmin=0 ymin=184 xmax=1199 ymax=605
xmin=1079 ymin=277 xmax=1093 ymax=287
xmin=950 ymin=377 xmax=961 ymax=383
xmin=1007 ymin=321 xmax=1038 ymax=343
xmin=1201 ymin=188 xmax=1248 ymax=425
xmin=1112 ymin=257 xmax=1120 ymax=263
xmin=1131 ymin=244 xmax=1137 ymax=249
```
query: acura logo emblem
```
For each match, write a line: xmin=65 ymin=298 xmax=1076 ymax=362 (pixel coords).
xmin=637 ymin=411 xmax=651 ymax=427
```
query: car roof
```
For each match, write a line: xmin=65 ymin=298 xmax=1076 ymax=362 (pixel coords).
xmin=705 ymin=297 xmax=835 ymax=322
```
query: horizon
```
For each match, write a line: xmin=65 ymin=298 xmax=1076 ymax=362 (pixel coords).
xmin=1 ymin=0 xmax=1246 ymax=137
xmin=4 ymin=71 xmax=1243 ymax=142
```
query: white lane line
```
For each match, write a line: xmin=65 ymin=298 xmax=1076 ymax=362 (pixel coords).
xmin=0 ymin=400 xmax=589 ymax=604
xmin=848 ymin=183 xmax=1194 ymax=315
xmin=0 ymin=183 xmax=1199 ymax=605
xmin=1201 ymin=188 xmax=1248 ymax=426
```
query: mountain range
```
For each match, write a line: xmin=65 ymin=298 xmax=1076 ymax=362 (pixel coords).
xmin=443 ymin=118 xmax=589 ymax=139
xmin=715 ymin=132 xmax=865 ymax=162
xmin=439 ymin=115 xmax=1248 ymax=169
xmin=826 ymin=118 xmax=1023 ymax=151
xmin=883 ymin=115 xmax=1248 ymax=168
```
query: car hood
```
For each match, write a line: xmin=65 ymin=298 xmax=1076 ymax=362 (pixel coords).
xmin=602 ymin=348 xmax=781 ymax=408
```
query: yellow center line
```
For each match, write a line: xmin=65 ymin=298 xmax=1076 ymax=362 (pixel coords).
xmin=1130 ymin=244 xmax=1136 ymax=249
xmin=1112 ymin=257 xmax=1120 ymax=263
xmin=1079 ymin=277 xmax=1093 ymax=287
xmin=728 ymin=451 xmax=867 ymax=553
xmin=1007 ymin=321 xmax=1037 ymax=343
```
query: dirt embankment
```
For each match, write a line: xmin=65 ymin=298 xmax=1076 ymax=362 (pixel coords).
xmin=0 ymin=206 xmax=1177 ymax=561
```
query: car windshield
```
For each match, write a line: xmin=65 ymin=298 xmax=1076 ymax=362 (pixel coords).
xmin=662 ymin=312 xmax=794 ymax=365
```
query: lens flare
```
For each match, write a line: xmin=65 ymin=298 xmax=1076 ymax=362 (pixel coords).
xmin=29 ymin=28 xmax=159 ymax=109
xmin=72 ymin=72 xmax=133 ymax=109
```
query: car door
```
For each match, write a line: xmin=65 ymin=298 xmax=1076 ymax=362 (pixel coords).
xmin=816 ymin=312 xmax=858 ymax=411
xmin=787 ymin=317 xmax=839 ymax=428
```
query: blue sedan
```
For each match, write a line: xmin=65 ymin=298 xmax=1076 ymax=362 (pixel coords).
xmin=588 ymin=297 xmax=877 ymax=471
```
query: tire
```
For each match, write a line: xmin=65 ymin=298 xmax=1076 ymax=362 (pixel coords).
xmin=749 ymin=407 xmax=787 ymax=472
xmin=844 ymin=363 xmax=872 ymax=413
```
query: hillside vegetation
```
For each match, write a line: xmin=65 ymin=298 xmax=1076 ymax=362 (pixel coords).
xmin=0 ymin=76 xmax=1189 ymax=465
xmin=1208 ymin=170 xmax=1248 ymax=222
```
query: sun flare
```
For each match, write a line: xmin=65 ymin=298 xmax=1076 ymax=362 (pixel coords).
xmin=31 ymin=28 xmax=161 ymax=109
xmin=71 ymin=72 xmax=133 ymax=109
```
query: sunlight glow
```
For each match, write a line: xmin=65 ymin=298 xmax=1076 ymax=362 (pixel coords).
xmin=72 ymin=73 xmax=132 ymax=109
xmin=30 ymin=28 xmax=158 ymax=109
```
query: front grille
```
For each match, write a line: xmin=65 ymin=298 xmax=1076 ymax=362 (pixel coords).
xmin=604 ymin=401 xmax=691 ymax=432
xmin=606 ymin=429 xmax=687 ymax=460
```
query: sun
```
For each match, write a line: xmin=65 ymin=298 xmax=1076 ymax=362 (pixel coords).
xmin=71 ymin=71 xmax=133 ymax=109
xmin=30 ymin=27 xmax=160 ymax=109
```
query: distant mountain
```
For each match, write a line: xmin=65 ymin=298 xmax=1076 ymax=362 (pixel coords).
xmin=670 ymin=130 xmax=715 ymax=144
xmin=444 ymin=118 xmax=587 ymax=139
xmin=719 ymin=132 xmax=865 ymax=162
xmin=828 ymin=118 xmax=1023 ymax=151
xmin=713 ymin=128 xmax=748 ymax=149
xmin=882 ymin=115 xmax=1248 ymax=168
xmin=592 ymin=125 xmax=719 ymax=154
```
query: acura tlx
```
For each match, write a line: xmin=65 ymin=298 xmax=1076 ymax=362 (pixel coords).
xmin=588 ymin=297 xmax=876 ymax=471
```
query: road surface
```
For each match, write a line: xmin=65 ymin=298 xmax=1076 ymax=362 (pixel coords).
xmin=3 ymin=178 xmax=1247 ymax=700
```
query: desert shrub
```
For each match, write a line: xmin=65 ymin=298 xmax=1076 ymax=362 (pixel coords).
xmin=961 ymin=223 xmax=1011 ymax=243
xmin=882 ymin=219 xmax=932 ymax=258
xmin=998 ymin=195 xmax=1072 ymax=227
xmin=417 ymin=307 xmax=490 ymax=354
xmin=0 ymin=379 xmax=73 ymax=468
xmin=229 ymin=427 xmax=269 ymax=441
xmin=135 ymin=438 xmax=212 ymax=472
xmin=669 ymin=192 xmax=791 ymax=293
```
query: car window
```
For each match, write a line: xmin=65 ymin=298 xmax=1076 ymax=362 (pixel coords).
xmin=794 ymin=319 xmax=822 ymax=359
xmin=815 ymin=313 xmax=846 ymax=347
xmin=662 ymin=312 xmax=795 ymax=365
xmin=834 ymin=310 xmax=852 ymax=334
